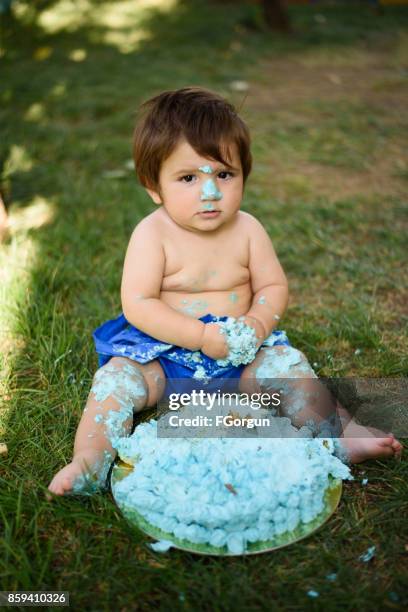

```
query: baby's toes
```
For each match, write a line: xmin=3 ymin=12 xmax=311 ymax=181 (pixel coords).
xmin=391 ymin=439 xmax=403 ymax=458
xmin=47 ymin=480 xmax=63 ymax=498
xmin=61 ymin=476 xmax=74 ymax=494
xmin=378 ymin=436 xmax=393 ymax=447
xmin=53 ymin=477 xmax=68 ymax=496
xmin=48 ymin=467 xmax=76 ymax=497
xmin=46 ymin=484 xmax=56 ymax=499
xmin=380 ymin=435 xmax=394 ymax=445
xmin=376 ymin=438 xmax=394 ymax=457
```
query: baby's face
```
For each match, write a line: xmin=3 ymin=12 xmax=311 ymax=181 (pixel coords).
xmin=146 ymin=139 xmax=244 ymax=233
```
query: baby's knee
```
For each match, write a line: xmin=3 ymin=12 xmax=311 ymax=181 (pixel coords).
xmin=92 ymin=357 xmax=148 ymax=410
xmin=136 ymin=361 xmax=166 ymax=407
xmin=256 ymin=346 xmax=316 ymax=379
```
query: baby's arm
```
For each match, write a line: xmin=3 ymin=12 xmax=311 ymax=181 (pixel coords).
xmin=121 ymin=219 xmax=205 ymax=350
xmin=244 ymin=215 xmax=289 ymax=340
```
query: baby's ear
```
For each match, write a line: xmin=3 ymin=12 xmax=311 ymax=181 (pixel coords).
xmin=145 ymin=186 xmax=162 ymax=205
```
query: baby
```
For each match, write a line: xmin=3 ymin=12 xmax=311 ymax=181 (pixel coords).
xmin=48 ymin=87 xmax=402 ymax=496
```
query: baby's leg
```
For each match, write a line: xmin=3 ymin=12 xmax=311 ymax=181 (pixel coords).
xmin=240 ymin=346 xmax=341 ymax=435
xmin=48 ymin=357 xmax=165 ymax=496
xmin=240 ymin=346 xmax=402 ymax=464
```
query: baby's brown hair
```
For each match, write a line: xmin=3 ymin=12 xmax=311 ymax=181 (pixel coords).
xmin=133 ymin=87 xmax=252 ymax=192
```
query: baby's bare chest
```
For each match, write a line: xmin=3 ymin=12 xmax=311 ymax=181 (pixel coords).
xmin=161 ymin=231 xmax=249 ymax=292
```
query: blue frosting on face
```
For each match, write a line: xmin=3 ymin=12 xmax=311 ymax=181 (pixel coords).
xmin=202 ymin=202 xmax=216 ymax=211
xmin=200 ymin=178 xmax=222 ymax=202
xmin=198 ymin=165 xmax=214 ymax=174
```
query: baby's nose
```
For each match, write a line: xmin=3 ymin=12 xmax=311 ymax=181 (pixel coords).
xmin=200 ymin=177 xmax=223 ymax=201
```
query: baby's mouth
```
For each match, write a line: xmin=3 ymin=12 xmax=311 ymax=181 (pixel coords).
xmin=197 ymin=209 xmax=221 ymax=218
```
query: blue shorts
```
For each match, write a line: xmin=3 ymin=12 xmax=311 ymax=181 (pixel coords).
xmin=93 ymin=313 xmax=290 ymax=395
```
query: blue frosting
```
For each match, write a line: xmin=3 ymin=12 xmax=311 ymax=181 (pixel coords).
xmin=200 ymin=178 xmax=222 ymax=201
xmin=114 ymin=420 xmax=353 ymax=554
xmin=216 ymin=317 xmax=258 ymax=367
xmin=198 ymin=165 xmax=214 ymax=174
xmin=359 ymin=545 xmax=376 ymax=562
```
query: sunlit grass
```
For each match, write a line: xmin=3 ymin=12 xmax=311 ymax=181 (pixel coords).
xmin=33 ymin=0 xmax=179 ymax=53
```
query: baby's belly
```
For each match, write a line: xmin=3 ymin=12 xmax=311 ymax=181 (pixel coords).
xmin=160 ymin=283 xmax=252 ymax=319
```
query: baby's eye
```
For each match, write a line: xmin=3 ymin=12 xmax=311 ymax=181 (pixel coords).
xmin=218 ymin=171 xmax=234 ymax=180
xmin=180 ymin=174 xmax=196 ymax=183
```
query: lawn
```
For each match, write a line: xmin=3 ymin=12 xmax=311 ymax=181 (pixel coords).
xmin=1 ymin=1 xmax=407 ymax=609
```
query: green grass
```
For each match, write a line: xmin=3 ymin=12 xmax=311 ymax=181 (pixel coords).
xmin=1 ymin=1 xmax=408 ymax=609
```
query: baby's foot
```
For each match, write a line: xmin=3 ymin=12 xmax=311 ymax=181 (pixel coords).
xmin=339 ymin=421 xmax=403 ymax=464
xmin=47 ymin=449 xmax=112 ymax=496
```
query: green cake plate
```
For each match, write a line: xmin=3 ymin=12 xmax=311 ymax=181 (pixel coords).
xmin=111 ymin=460 xmax=343 ymax=556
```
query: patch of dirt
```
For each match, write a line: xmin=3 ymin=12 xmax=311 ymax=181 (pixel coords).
xmin=273 ymin=155 xmax=406 ymax=201
xmin=248 ymin=51 xmax=407 ymax=112
xmin=243 ymin=50 xmax=407 ymax=200
xmin=377 ymin=288 xmax=408 ymax=321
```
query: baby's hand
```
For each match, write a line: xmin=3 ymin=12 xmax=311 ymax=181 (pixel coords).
xmin=200 ymin=323 xmax=229 ymax=360
xmin=242 ymin=316 xmax=266 ymax=349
